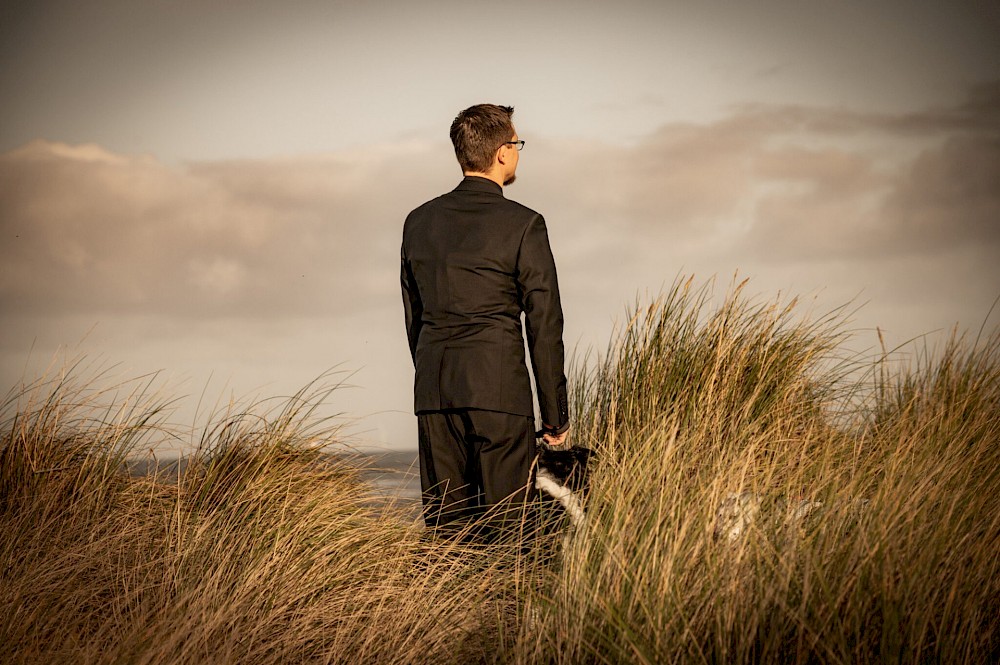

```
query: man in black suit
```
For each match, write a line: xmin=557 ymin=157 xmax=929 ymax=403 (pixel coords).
xmin=401 ymin=104 xmax=570 ymax=538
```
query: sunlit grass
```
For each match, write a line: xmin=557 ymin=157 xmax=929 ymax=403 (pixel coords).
xmin=2 ymin=277 xmax=997 ymax=663
xmin=0 ymin=368 xmax=534 ymax=663
xmin=515 ymin=278 xmax=1000 ymax=664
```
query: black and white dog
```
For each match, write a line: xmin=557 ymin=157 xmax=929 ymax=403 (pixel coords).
xmin=534 ymin=441 xmax=594 ymax=534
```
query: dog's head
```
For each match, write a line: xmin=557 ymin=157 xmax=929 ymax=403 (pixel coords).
xmin=537 ymin=443 xmax=594 ymax=492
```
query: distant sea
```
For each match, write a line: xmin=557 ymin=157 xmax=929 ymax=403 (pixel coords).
xmin=126 ymin=450 xmax=422 ymax=514
xmin=355 ymin=450 xmax=422 ymax=502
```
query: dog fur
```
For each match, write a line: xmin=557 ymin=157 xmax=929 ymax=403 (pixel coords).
xmin=534 ymin=443 xmax=593 ymax=536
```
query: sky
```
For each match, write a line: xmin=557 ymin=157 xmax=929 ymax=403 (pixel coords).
xmin=2 ymin=0 xmax=999 ymax=453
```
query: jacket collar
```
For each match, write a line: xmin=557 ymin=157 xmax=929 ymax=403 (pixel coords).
xmin=454 ymin=175 xmax=503 ymax=196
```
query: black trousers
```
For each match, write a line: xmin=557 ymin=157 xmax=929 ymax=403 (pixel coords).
xmin=417 ymin=409 xmax=537 ymax=539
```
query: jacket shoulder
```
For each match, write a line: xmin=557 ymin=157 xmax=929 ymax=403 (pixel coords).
xmin=405 ymin=191 xmax=542 ymax=225
xmin=405 ymin=194 xmax=448 ymax=221
xmin=502 ymin=197 xmax=543 ymax=221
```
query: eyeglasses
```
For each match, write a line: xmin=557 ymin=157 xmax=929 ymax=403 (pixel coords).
xmin=504 ymin=140 xmax=525 ymax=151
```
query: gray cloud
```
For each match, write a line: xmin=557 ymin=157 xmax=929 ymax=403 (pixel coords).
xmin=513 ymin=82 xmax=1000 ymax=354
xmin=4 ymin=84 xmax=997 ymax=332
xmin=883 ymin=135 xmax=1000 ymax=251
xmin=1 ymin=140 xmax=456 ymax=323
xmin=519 ymin=82 xmax=1000 ymax=268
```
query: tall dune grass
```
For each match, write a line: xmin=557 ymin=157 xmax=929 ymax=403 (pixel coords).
xmin=0 ymin=369 xmax=534 ymax=664
xmin=2 ymin=277 xmax=998 ymax=663
xmin=515 ymin=278 xmax=1000 ymax=664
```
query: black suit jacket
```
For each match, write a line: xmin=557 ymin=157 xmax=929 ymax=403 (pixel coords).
xmin=401 ymin=176 xmax=569 ymax=430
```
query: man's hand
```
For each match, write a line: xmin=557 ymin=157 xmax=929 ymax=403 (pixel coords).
xmin=542 ymin=424 xmax=571 ymax=449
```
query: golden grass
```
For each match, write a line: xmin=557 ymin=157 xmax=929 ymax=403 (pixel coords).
xmin=2 ymin=277 xmax=998 ymax=663
xmin=517 ymin=278 xmax=1000 ymax=664
xmin=1 ymin=370 xmax=538 ymax=664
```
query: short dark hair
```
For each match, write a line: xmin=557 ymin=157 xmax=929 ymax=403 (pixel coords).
xmin=450 ymin=104 xmax=515 ymax=173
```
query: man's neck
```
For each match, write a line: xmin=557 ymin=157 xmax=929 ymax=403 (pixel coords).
xmin=463 ymin=170 xmax=504 ymax=188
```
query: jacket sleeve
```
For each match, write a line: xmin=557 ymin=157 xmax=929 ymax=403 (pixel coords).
xmin=517 ymin=215 xmax=570 ymax=431
xmin=401 ymin=245 xmax=423 ymax=365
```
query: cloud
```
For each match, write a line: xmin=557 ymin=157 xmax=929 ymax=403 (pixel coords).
xmin=2 ymin=82 xmax=998 ymax=370
xmin=516 ymin=81 xmax=1000 ymax=270
xmin=0 ymin=139 xmax=456 ymax=322
xmin=743 ymin=134 xmax=1000 ymax=261
xmin=507 ymin=82 xmax=999 ymax=356
xmin=883 ymin=135 xmax=1000 ymax=251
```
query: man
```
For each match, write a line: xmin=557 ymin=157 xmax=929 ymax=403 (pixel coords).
xmin=400 ymin=104 xmax=570 ymax=538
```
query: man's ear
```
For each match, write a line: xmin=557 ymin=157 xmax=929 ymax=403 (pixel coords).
xmin=495 ymin=145 xmax=508 ymax=166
